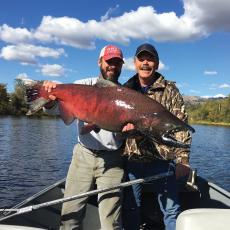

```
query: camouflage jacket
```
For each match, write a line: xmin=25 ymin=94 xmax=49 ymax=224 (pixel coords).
xmin=123 ymin=72 xmax=191 ymax=164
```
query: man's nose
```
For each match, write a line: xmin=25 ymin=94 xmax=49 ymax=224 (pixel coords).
xmin=142 ymin=59 xmax=149 ymax=64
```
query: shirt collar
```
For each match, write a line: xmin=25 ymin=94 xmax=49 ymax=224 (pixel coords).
xmin=132 ymin=72 xmax=167 ymax=91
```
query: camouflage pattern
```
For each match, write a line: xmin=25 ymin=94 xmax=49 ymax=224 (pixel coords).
xmin=123 ymin=72 xmax=191 ymax=164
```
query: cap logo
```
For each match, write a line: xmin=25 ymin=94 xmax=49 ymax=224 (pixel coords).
xmin=99 ymin=45 xmax=124 ymax=62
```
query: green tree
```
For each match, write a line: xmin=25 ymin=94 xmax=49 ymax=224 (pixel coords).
xmin=0 ymin=83 xmax=9 ymax=114
xmin=9 ymin=79 xmax=28 ymax=115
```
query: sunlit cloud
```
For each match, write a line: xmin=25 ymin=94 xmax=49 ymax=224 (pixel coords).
xmin=74 ymin=77 xmax=98 ymax=85
xmin=40 ymin=64 xmax=65 ymax=77
xmin=0 ymin=24 xmax=33 ymax=44
xmin=0 ymin=0 xmax=228 ymax=59
xmin=190 ymin=89 xmax=200 ymax=94
xmin=158 ymin=61 xmax=168 ymax=71
xmin=101 ymin=4 xmax=120 ymax=21
xmin=202 ymin=94 xmax=227 ymax=98
xmin=176 ymin=82 xmax=189 ymax=89
xmin=123 ymin=57 xmax=135 ymax=71
xmin=209 ymin=83 xmax=230 ymax=90
xmin=0 ymin=0 xmax=229 ymax=67
xmin=204 ymin=70 xmax=218 ymax=75
xmin=0 ymin=0 xmax=229 ymax=49
xmin=15 ymin=73 xmax=37 ymax=85
xmin=218 ymin=83 xmax=230 ymax=88
xmin=15 ymin=73 xmax=30 ymax=80
xmin=0 ymin=44 xmax=66 ymax=65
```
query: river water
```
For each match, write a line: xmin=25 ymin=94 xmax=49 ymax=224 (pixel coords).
xmin=0 ymin=117 xmax=229 ymax=208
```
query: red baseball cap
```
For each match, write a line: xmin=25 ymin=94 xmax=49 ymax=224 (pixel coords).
xmin=99 ymin=45 xmax=124 ymax=63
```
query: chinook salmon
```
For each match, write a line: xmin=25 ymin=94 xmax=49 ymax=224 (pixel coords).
xmin=23 ymin=79 xmax=195 ymax=148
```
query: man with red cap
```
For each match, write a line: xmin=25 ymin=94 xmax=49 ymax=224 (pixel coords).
xmin=43 ymin=45 xmax=125 ymax=230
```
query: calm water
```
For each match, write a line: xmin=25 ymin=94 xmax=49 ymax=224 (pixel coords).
xmin=0 ymin=117 xmax=229 ymax=208
xmin=0 ymin=116 xmax=76 ymax=208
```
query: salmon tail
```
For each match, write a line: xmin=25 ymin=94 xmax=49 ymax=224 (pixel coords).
xmin=26 ymin=97 xmax=50 ymax=115
xmin=16 ymin=79 xmax=50 ymax=115
xmin=26 ymin=86 xmax=50 ymax=115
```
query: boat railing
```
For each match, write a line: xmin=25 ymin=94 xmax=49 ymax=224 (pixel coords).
xmin=0 ymin=171 xmax=173 ymax=222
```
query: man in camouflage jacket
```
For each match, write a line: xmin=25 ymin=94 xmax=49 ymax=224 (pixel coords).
xmin=123 ymin=43 xmax=192 ymax=230
xmin=124 ymin=72 xmax=191 ymax=169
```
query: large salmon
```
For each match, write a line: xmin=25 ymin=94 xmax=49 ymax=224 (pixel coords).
xmin=22 ymin=79 xmax=195 ymax=148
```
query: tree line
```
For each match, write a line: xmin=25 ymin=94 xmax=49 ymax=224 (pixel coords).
xmin=0 ymin=81 xmax=28 ymax=115
xmin=1 ymin=81 xmax=230 ymax=124
xmin=186 ymin=95 xmax=230 ymax=124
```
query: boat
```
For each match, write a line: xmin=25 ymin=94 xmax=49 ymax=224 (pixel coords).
xmin=0 ymin=171 xmax=229 ymax=230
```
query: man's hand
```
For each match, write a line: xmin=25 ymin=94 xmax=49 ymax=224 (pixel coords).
xmin=43 ymin=81 xmax=58 ymax=100
xmin=175 ymin=163 xmax=190 ymax=179
xmin=43 ymin=81 xmax=59 ymax=109
xmin=122 ymin=123 xmax=135 ymax=132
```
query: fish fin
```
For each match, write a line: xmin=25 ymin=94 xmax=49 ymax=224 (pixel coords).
xmin=80 ymin=124 xmax=101 ymax=135
xmin=58 ymin=101 xmax=75 ymax=125
xmin=95 ymin=78 xmax=118 ymax=88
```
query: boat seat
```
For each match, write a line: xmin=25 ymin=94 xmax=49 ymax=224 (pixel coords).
xmin=176 ymin=208 xmax=230 ymax=230
xmin=0 ymin=225 xmax=45 ymax=230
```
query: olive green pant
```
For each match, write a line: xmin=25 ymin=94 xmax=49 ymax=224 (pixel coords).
xmin=60 ymin=143 xmax=125 ymax=230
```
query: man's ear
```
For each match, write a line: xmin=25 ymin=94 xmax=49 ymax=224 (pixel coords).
xmin=98 ymin=57 xmax=102 ymax=66
xmin=156 ymin=61 xmax=159 ymax=70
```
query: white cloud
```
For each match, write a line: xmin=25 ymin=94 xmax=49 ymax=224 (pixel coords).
xmin=183 ymin=0 xmax=230 ymax=33
xmin=0 ymin=24 xmax=33 ymax=44
xmin=190 ymin=89 xmax=200 ymax=94
xmin=158 ymin=61 xmax=168 ymax=71
xmin=218 ymin=83 xmax=230 ymax=88
xmin=123 ymin=57 xmax=135 ymax=71
xmin=176 ymin=82 xmax=189 ymax=89
xmin=202 ymin=94 xmax=227 ymax=98
xmin=40 ymin=64 xmax=65 ymax=76
xmin=204 ymin=70 xmax=218 ymax=75
xmin=213 ymin=94 xmax=227 ymax=98
xmin=34 ymin=16 xmax=96 ymax=49
xmin=15 ymin=73 xmax=36 ymax=85
xmin=0 ymin=44 xmax=66 ymax=64
xmin=0 ymin=1 xmax=229 ymax=49
xmin=15 ymin=73 xmax=30 ymax=80
xmin=101 ymin=5 xmax=120 ymax=21
xmin=74 ymin=77 xmax=98 ymax=85
xmin=32 ymin=1 xmax=230 ymax=47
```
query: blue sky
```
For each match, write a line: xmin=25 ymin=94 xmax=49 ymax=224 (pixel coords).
xmin=0 ymin=0 xmax=229 ymax=98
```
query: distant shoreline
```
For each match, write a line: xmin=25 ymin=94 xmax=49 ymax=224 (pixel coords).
xmin=1 ymin=115 xmax=230 ymax=127
xmin=190 ymin=121 xmax=230 ymax=127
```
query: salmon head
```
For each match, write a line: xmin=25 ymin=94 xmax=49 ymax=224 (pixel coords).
xmin=133 ymin=104 xmax=195 ymax=148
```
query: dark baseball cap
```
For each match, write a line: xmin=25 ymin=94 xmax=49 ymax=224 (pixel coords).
xmin=135 ymin=43 xmax=159 ymax=61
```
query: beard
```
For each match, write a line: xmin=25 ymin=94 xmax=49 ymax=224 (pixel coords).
xmin=100 ymin=66 xmax=121 ymax=83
